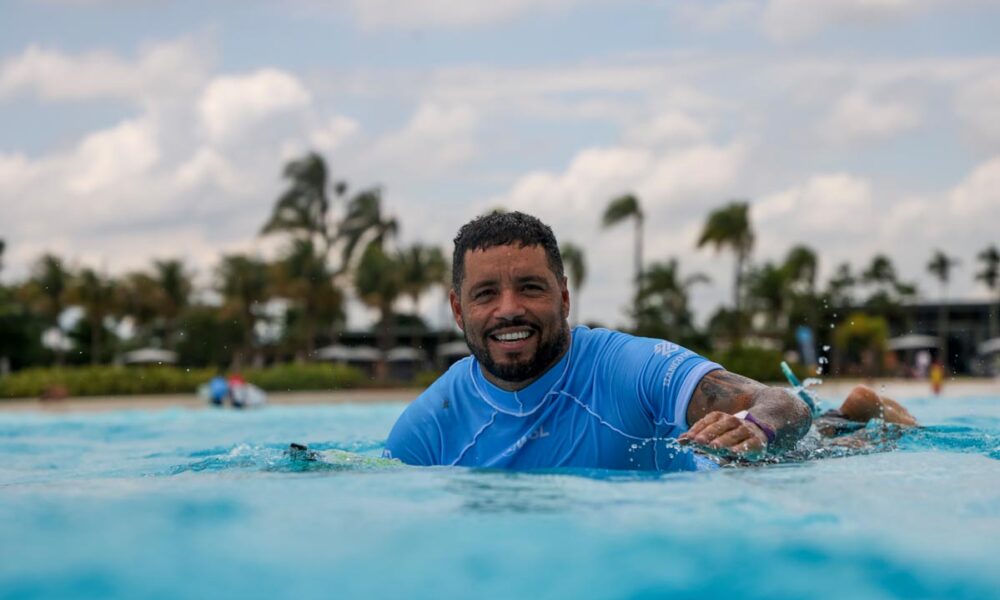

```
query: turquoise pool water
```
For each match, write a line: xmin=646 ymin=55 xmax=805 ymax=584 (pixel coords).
xmin=1 ymin=394 xmax=999 ymax=600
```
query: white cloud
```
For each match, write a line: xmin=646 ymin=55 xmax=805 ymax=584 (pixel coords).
xmin=66 ymin=118 xmax=160 ymax=194
xmin=174 ymin=147 xmax=246 ymax=195
xmin=955 ymin=75 xmax=1000 ymax=151
xmin=820 ymin=90 xmax=922 ymax=144
xmin=0 ymin=38 xmax=210 ymax=104
xmin=639 ymin=143 xmax=745 ymax=202
xmin=670 ymin=1 xmax=761 ymax=31
xmin=364 ymin=104 xmax=479 ymax=177
xmin=198 ymin=69 xmax=312 ymax=142
xmin=754 ymin=173 xmax=874 ymax=236
xmin=309 ymin=115 xmax=361 ymax=153
xmin=624 ymin=111 xmax=710 ymax=148
xmin=762 ymin=0 xmax=939 ymax=42
xmin=948 ymin=155 xmax=1000 ymax=218
xmin=346 ymin=0 xmax=581 ymax=29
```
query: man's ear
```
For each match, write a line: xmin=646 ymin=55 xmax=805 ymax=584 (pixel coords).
xmin=560 ymin=276 xmax=570 ymax=320
xmin=449 ymin=288 xmax=465 ymax=331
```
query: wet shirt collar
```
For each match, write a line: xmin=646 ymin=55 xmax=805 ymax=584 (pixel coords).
xmin=469 ymin=332 xmax=574 ymax=417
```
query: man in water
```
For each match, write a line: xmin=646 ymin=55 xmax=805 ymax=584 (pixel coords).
xmin=384 ymin=211 xmax=815 ymax=471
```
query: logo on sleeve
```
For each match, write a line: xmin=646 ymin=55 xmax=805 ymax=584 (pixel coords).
xmin=653 ymin=341 xmax=680 ymax=357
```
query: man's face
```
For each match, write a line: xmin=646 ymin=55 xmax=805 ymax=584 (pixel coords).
xmin=450 ymin=244 xmax=570 ymax=390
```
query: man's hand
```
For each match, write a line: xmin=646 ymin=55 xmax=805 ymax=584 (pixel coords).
xmin=678 ymin=411 xmax=769 ymax=459
xmin=685 ymin=369 xmax=813 ymax=452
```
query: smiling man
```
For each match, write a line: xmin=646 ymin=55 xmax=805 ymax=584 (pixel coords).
xmin=383 ymin=211 xmax=812 ymax=471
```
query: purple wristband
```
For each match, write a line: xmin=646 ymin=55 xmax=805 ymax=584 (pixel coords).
xmin=743 ymin=412 xmax=776 ymax=444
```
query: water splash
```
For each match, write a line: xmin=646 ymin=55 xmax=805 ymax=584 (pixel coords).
xmin=166 ymin=443 xmax=402 ymax=475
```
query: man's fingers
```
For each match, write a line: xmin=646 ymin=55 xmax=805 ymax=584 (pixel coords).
xmin=686 ymin=412 xmax=741 ymax=445
xmin=710 ymin=427 xmax=753 ymax=449
xmin=679 ymin=411 xmax=726 ymax=440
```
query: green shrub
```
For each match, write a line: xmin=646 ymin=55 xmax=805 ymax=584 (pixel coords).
xmin=0 ymin=366 xmax=214 ymax=399
xmin=706 ymin=346 xmax=804 ymax=383
xmin=0 ymin=363 xmax=365 ymax=399
xmin=412 ymin=370 xmax=442 ymax=389
xmin=243 ymin=363 xmax=365 ymax=392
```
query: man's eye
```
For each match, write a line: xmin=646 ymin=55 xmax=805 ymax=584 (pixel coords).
xmin=473 ymin=290 xmax=495 ymax=300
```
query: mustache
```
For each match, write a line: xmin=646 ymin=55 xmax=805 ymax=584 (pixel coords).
xmin=484 ymin=319 xmax=539 ymax=337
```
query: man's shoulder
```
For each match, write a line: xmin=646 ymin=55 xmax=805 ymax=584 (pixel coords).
xmin=572 ymin=326 xmax=681 ymax=357
xmin=409 ymin=355 xmax=476 ymax=407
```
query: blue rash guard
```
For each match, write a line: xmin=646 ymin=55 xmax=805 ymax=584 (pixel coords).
xmin=383 ymin=326 xmax=723 ymax=472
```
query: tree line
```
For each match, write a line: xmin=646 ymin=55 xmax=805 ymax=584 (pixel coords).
xmin=1 ymin=152 xmax=998 ymax=376
xmin=0 ymin=153 xmax=448 ymax=374
xmin=590 ymin=196 xmax=998 ymax=373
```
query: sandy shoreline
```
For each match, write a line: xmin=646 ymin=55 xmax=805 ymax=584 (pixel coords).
xmin=1 ymin=378 xmax=998 ymax=414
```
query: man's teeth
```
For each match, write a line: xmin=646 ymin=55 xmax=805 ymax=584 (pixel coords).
xmin=494 ymin=331 xmax=531 ymax=341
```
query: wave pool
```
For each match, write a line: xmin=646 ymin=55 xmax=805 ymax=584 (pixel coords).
xmin=2 ymin=393 xmax=999 ymax=600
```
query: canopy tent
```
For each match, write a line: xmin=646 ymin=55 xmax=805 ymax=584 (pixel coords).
xmin=887 ymin=334 xmax=939 ymax=352
xmin=122 ymin=348 xmax=178 ymax=365
xmin=437 ymin=341 xmax=471 ymax=359
xmin=978 ymin=337 xmax=1000 ymax=355
xmin=313 ymin=344 xmax=381 ymax=363
xmin=385 ymin=347 xmax=427 ymax=363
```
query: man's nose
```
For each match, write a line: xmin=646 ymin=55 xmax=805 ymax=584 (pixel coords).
xmin=495 ymin=288 xmax=526 ymax=320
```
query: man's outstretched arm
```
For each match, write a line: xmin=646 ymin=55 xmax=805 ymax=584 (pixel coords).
xmin=679 ymin=370 xmax=812 ymax=457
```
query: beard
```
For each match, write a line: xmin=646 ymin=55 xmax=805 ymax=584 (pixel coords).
xmin=464 ymin=318 xmax=570 ymax=384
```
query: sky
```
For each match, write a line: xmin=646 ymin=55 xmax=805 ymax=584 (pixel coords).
xmin=1 ymin=0 xmax=999 ymax=331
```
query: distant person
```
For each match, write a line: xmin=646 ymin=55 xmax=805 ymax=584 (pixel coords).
xmin=228 ymin=374 xmax=248 ymax=408
xmin=930 ymin=361 xmax=945 ymax=396
xmin=207 ymin=375 xmax=229 ymax=407
xmin=227 ymin=374 xmax=267 ymax=409
xmin=915 ymin=350 xmax=931 ymax=379
xmin=383 ymin=211 xmax=813 ymax=471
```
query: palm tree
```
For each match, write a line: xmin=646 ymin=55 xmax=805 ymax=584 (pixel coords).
xmin=747 ymin=262 xmax=789 ymax=333
xmin=697 ymin=201 xmax=754 ymax=340
xmin=398 ymin=244 xmax=448 ymax=317
xmin=153 ymin=259 xmax=192 ymax=350
xmin=355 ymin=244 xmax=404 ymax=377
xmin=559 ymin=242 xmax=586 ymax=326
xmin=217 ymin=254 xmax=270 ymax=370
xmin=69 ymin=268 xmax=118 ymax=365
xmin=261 ymin=152 xmax=346 ymax=251
xmin=927 ymin=249 xmax=960 ymax=368
xmin=20 ymin=254 xmax=72 ymax=365
xmin=117 ymin=271 xmax=161 ymax=345
xmin=273 ymin=239 xmax=344 ymax=358
xmin=335 ymin=187 xmax=398 ymax=275
xmin=633 ymin=259 xmax=709 ymax=344
xmin=976 ymin=245 xmax=1000 ymax=338
xmin=602 ymin=193 xmax=644 ymax=319
xmin=783 ymin=245 xmax=818 ymax=295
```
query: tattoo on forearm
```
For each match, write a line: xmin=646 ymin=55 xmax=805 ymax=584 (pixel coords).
xmin=694 ymin=370 xmax=764 ymax=415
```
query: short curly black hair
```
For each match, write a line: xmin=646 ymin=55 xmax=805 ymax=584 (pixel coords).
xmin=452 ymin=211 xmax=564 ymax=293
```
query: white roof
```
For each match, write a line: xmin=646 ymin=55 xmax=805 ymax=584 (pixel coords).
xmin=314 ymin=344 xmax=381 ymax=362
xmin=385 ymin=347 xmax=427 ymax=362
xmin=122 ymin=348 xmax=178 ymax=364
xmin=314 ymin=344 xmax=353 ymax=361
xmin=887 ymin=334 xmax=940 ymax=351
xmin=978 ymin=337 xmax=1000 ymax=355
xmin=438 ymin=341 xmax=471 ymax=357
